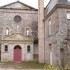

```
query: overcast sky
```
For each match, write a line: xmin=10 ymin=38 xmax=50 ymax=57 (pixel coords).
xmin=0 ymin=0 xmax=50 ymax=9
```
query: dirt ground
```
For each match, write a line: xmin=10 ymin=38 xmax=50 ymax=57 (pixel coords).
xmin=0 ymin=62 xmax=44 ymax=70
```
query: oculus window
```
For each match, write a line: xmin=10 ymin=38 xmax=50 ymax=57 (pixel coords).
xmin=14 ymin=15 xmax=21 ymax=23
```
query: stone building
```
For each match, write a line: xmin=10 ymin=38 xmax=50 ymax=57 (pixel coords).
xmin=0 ymin=0 xmax=70 ymax=67
xmin=44 ymin=0 xmax=70 ymax=66
xmin=0 ymin=1 xmax=38 ymax=62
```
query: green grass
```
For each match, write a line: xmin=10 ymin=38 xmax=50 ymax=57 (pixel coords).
xmin=0 ymin=61 xmax=45 ymax=69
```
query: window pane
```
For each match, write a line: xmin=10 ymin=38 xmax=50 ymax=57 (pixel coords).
xmin=27 ymin=45 xmax=30 ymax=52
xmin=5 ymin=45 xmax=8 ymax=52
xmin=6 ymin=28 xmax=9 ymax=35
xmin=26 ymin=28 xmax=30 ymax=36
xmin=67 ymin=13 xmax=70 ymax=19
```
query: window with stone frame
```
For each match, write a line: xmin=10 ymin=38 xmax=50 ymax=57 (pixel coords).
xmin=5 ymin=45 xmax=8 ymax=52
xmin=67 ymin=13 xmax=70 ymax=35
xmin=5 ymin=28 xmax=9 ymax=35
xmin=48 ymin=19 xmax=52 ymax=35
xmin=52 ymin=18 xmax=59 ymax=35
xmin=67 ymin=13 xmax=70 ymax=19
xmin=14 ymin=15 xmax=21 ymax=23
xmin=27 ymin=45 xmax=31 ymax=52
xmin=26 ymin=28 xmax=30 ymax=36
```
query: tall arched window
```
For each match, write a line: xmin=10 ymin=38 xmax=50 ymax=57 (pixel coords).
xmin=5 ymin=28 xmax=9 ymax=35
xmin=26 ymin=28 xmax=30 ymax=36
xmin=5 ymin=45 xmax=8 ymax=52
xmin=27 ymin=45 xmax=31 ymax=52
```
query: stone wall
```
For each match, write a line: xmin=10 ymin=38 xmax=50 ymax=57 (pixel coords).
xmin=45 ymin=7 xmax=68 ymax=66
xmin=0 ymin=9 xmax=38 ymax=39
xmin=1 ymin=42 xmax=33 ymax=62
xmin=0 ymin=8 xmax=38 ymax=62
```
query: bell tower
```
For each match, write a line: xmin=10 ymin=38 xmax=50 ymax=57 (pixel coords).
xmin=38 ymin=0 xmax=45 ymax=63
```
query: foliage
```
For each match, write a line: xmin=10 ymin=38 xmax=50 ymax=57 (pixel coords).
xmin=44 ymin=64 xmax=70 ymax=70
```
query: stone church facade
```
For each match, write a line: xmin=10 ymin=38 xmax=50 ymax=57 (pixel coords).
xmin=0 ymin=1 xmax=38 ymax=62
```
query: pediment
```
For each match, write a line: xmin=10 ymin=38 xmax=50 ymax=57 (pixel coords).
xmin=0 ymin=1 xmax=36 ymax=10
xmin=2 ymin=33 xmax=33 ymax=41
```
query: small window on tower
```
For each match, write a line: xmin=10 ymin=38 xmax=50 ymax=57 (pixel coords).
xmin=26 ymin=28 xmax=30 ymax=36
xmin=5 ymin=45 xmax=8 ymax=52
xmin=5 ymin=28 xmax=9 ymax=35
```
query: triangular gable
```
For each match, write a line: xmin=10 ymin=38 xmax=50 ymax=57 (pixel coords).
xmin=0 ymin=1 xmax=37 ymax=10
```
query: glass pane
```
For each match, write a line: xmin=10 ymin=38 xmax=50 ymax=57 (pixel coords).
xmin=27 ymin=46 xmax=30 ymax=52
xmin=6 ymin=28 xmax=9 ymax=35
xmin=5 ymin=45 xmax=8 ymax=52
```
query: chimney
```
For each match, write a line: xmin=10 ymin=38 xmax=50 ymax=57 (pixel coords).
xmin=38 ymin=0 xmax=45 ymax=63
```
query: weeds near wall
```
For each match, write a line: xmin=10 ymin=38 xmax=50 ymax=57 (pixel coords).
xmin=44 ymin=64 xmax=70 ymax=70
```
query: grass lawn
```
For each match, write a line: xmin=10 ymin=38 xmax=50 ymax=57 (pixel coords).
xmin=0 ymin=61 xmax=45 ymax=69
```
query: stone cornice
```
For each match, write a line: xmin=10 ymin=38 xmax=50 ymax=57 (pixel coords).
xmin=0 ymin=8 xmax=38 ymax=14
xmin=1 ymin=40 xmax=33 ymax=44
xmin=0 ymin=8 xmax=38 ymax=11
xmin=44 ymin=4 xmax=70 ymax=21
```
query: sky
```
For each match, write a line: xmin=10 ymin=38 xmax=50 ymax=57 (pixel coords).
xmin=0 ymin=0 xmax=50 ymax=9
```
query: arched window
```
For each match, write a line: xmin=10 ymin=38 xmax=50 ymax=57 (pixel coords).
xmin=5 ymin=28 xmax=9 ymax=35
xmin=5 ymin=45 xmax=8 ymax=52
xmin=26 ymin=28 xmax=30 ymax=36
xmin=27 ymin=45 xmax=31 ymax=52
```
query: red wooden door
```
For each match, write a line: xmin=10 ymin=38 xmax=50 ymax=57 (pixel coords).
xmin=14 ymin=48 xmax=21 ymax=62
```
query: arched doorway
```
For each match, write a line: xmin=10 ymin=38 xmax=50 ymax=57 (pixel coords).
xmin=14 ymin=45 xmax=21 ymax=62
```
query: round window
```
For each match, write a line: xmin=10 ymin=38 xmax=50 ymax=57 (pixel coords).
xmin=14 ymin=15 xmax=21 ymax=23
